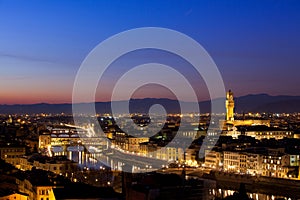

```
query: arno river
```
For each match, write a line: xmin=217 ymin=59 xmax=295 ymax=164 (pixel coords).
xmin=52 ymin=145 xmax=296 ymax=200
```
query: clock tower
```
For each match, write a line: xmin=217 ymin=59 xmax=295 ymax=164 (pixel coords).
xmin=226 ymin=90 xmax=235 ymax=121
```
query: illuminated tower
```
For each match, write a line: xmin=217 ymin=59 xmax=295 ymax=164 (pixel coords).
xmin=7 ymin=115 xmax=13 ymax=124
xmin=226 ymin=90 xmax=234 ymax=121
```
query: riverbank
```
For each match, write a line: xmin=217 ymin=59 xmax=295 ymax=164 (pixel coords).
xmin=200 ymin=171 xmax=300 ymax=199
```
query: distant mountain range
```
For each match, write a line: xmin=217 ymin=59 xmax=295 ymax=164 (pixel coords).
xmin=1 ymin=94 xmax=300 ymax=114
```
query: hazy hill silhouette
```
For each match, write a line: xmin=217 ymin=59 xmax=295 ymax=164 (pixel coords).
xmin=234 ymin=94 xmax=300 ymax=113
xmin=1 ymin=94 xmax=300 ymax=114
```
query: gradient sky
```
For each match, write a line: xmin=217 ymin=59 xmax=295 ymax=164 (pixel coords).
xmin=1 ymin=0 xmax=300 ymax=104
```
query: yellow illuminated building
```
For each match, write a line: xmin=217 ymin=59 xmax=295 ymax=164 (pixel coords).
xmin=17 ymin=179 xmax=56 ymax=200
xmin=0 ymin=193 xmax=28 ymax=200
xmin=226 ymin=90 xmax=234 ymax=121
xmin=222 ymin=90 xmax=270 ymax=130
xmin=0 ymin=146 xmax=26 ymax=168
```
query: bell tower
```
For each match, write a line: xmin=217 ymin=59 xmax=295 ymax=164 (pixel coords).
xmin=226 ymin=90 xmax=235 ymax=121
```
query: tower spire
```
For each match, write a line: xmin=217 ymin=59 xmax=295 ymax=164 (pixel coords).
xmin=226 ymin=90 xmax=234 ymax=121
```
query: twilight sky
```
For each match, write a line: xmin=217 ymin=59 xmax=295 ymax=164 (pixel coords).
xmin=1 ymin=0 xmax=300 ymax=104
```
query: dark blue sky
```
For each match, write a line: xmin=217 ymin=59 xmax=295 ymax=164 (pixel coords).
xmin=1 ymin=0 xmax=300 ymax=104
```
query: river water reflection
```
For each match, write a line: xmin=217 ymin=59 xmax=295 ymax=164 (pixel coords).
xmin=52 ymin=146 xmax=296 ymax=200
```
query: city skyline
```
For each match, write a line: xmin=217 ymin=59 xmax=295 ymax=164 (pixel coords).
xmin=1 ymin=0 xmax=300 ymax=104
xmin=1 ymin=2 xmax=300 ymax=199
